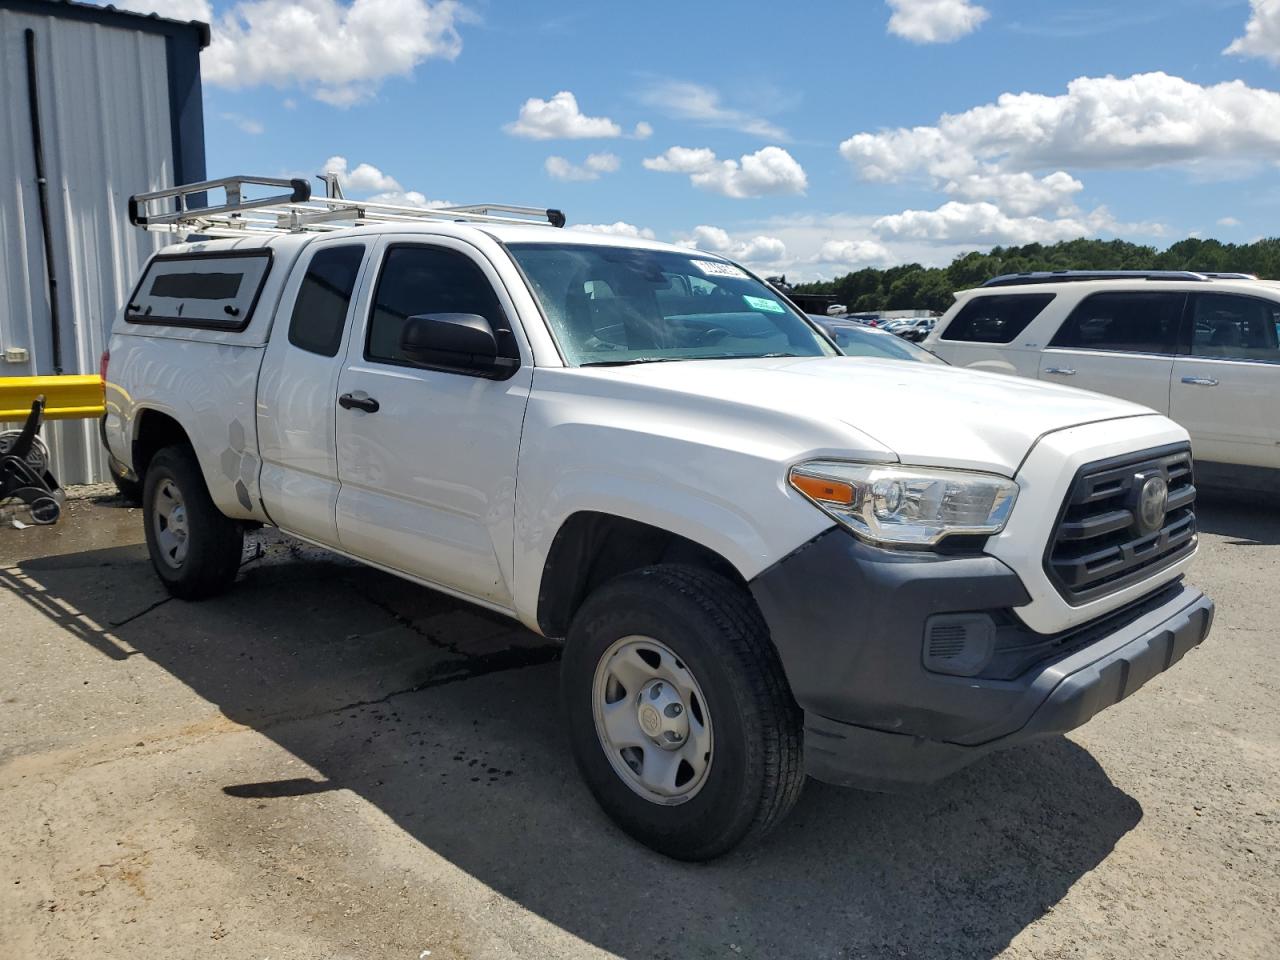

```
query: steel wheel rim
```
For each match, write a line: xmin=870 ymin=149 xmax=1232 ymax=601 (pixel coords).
xmin=152 ymin=478 xmax=190 ymax=569
xmin=592 ymin=635 xmax=714 ymax=805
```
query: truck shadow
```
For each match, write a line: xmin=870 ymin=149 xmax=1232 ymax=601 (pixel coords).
xmin=1193 ymin=490 xmax=1280 ymax=546
xmin=4 ymin=535 xmax=1142 ymax=960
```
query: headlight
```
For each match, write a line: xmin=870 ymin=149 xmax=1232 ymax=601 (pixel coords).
xmin=789 ymin=461 xmax=1018 ymax=546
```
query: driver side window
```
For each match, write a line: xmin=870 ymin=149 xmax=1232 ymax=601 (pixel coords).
xmin=366 ymin=245 xmax=509 ymax=367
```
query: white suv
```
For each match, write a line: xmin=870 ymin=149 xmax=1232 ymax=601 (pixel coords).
xmin=926 ymin=271 xmax=1280 ymax=494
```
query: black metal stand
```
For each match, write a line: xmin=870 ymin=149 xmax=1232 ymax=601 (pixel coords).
xmin=1 ymin=397 xmax=65 ymax=524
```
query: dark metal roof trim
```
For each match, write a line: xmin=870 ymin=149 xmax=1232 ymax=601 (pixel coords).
xmin=0 ymin=0 xmax=211 ymax=48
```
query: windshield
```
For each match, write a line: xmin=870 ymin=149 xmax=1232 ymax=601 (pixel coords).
xmin=508 ymin=243 xmax=836 ymax=366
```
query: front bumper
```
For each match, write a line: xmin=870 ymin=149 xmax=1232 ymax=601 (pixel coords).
xmin=749 ymin=529 xmax=1214 ymax=792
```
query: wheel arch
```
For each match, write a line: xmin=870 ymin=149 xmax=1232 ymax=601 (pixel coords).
xmin=536 ymin=511 xmax=751 ymax=638
xmin=131 ymin=407 xmax=193 ymax=476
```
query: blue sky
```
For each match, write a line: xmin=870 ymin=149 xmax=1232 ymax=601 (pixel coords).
xmin=120 ymin=0 xmax=1280 ymax=278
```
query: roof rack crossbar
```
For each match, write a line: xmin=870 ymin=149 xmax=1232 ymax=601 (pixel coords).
xmin=981 ymin=269 xmax=1260 ymax=288
xmin=129 ymin=174 xmax=566 ymax=235
xmin=129 ymin=176 xmax=311 ymax=227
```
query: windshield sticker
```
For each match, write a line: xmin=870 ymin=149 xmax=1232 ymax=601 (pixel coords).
xmin=692 ymin=260 xmax=750 ymax=279
xmin=744 ymin=295 xmax=786 ymax=314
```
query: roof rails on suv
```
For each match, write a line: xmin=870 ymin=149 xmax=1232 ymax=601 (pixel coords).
xmin=981 ymin=270 xmax=1258 ymax=288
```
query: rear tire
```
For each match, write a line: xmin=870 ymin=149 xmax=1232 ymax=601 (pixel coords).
xmin=561 ymin=564 xmax=804 ymax=861
xmin=143 ymin=445 xmax=243 ymax=600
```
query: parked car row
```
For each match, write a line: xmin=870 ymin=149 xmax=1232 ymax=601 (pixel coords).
xmin=808 ymin=316 xmax=945 ymax=364
xmin=883 ymin=317 xmax=938 ymax=342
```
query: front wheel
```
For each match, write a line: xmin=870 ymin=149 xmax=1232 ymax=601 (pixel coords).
xmin=143 ymin=446 xmax=244 ymax=600
xmin=561 ymin=565 xmax=805 ymax=860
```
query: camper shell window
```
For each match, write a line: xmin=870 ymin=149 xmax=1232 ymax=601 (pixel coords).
xmin=127 ymin=250 xmax=272 ymax=330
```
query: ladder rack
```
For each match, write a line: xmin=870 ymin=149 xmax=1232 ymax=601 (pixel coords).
xmin=128 ymin=175 xmax=566 ymax=239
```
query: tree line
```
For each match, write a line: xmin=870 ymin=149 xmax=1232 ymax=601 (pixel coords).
xmin=793 ymin=237 xmax=1280 ymax=314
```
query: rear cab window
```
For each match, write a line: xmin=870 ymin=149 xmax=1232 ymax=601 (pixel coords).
xmin=287 ymin=245 xmax=366 ymax=357
xmin=127 ymin=250 xmax=271 ymax=331
xmin=942 ymin=294 xmax=1055 ymax=344
xmin=1050 ymin=291 xmax=1185 ymax=355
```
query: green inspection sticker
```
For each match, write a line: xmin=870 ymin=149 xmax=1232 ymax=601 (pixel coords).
xmin=744 ymin=295 xmax=786 ymax=314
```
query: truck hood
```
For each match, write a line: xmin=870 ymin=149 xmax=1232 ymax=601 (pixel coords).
xmin=574 ymin=356 xmax=1154 ymax=476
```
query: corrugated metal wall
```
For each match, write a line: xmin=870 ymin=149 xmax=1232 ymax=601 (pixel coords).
xmin=1 ymin=8 xmax=177 ymax=483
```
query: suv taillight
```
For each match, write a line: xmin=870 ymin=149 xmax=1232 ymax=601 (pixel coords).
xmin=99 ymin=349 xmax=109 ymax=381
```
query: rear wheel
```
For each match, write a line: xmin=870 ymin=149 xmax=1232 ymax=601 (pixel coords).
xmin=561 ymin=565 xmax=804 ymax=860
xmin=143 ymin=446 xmax=243 ymax=600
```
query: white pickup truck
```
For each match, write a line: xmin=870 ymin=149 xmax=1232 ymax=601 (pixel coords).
xmin=103 ymin=177 xmax=1214 ymax=860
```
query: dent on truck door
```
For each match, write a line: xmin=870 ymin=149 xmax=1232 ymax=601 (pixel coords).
xmin=257 ymin=240 xmax=371 ymax=545
xmin=333 ymin=239 xmax=530 ymax=607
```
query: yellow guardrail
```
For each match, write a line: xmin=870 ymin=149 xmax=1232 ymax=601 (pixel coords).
xmin=0 ymin=375 xmax=105 ymax=422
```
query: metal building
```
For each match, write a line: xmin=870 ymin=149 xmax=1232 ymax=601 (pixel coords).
xmin=1 ymin=0 xmax=207 ymax=482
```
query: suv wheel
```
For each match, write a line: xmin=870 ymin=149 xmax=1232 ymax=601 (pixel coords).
xmin=562 ymin=565 xmax=804 ymax=860
xmin=143 ymin=446 xmax=243 ymax=600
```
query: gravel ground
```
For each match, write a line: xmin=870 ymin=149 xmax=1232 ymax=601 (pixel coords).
xmin=0 ymin=489 xmax=1276 ymax=960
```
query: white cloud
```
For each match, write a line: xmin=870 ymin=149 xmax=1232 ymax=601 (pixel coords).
xmin=505 ymin=91 xmax=626 ymax=139
xmin=815 ymin=239 xmax=894 ymax=267
xmin=571 ymin=222 xmax=656 ymax=239
xmin=1217 ymin=216 xmax=1242 ymax=227
xmin=636 ymin=80 xmax=788 ymax=140
xmin=633 ymin=121 xmax=654 ymax=140
xmin=841 ymin=73 xmax=1280 ymax=184
xmin=190 ymin=0 xmax=464 ymax=106
xmin=322 ymin=156 xmax=402 ymax=193
xmin=643 ymin=146 xmax=807 ymax=198
xmin=678 ymin=225 xmax=788 ymax=268
xmin=944 ymin=170 xmax=1084 ymax=216
xmin=366 ymin=191 xmax=451 ymax=208
xmin=317 ymin=157 xmax=453 ymax=207
xmin=886 ymin=0 xmax=989 ymax=43
xmin=872 ymin=201 xmax=1165 ymax=246
xmin=220 ymin=112 xmax=264 ymax=135
xmin=680 ymin=225 xmax=733 ymax=253
xmin=544 ymin=152 xmax=621 ymax=182
xmin=1226 ymin=0 xmax=1280 ymax=65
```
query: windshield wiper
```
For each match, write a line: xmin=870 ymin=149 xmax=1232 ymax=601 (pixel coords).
xmin=579 ymin=357 xmax=690 ymax=367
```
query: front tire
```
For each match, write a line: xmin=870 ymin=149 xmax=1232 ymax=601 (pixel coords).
xmin=561 ymin=565 xmax=804 ymax=860
xmin=143 ymin=446 xmax=243 ymax=600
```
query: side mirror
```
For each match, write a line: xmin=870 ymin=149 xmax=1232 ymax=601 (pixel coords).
xmin=399 ymin=313 xmax=517 ymax=378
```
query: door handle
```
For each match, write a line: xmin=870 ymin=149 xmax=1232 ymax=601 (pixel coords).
xmin=338 ymin=392 xmax=380 ymax=413
xmin=1180 ymin=376 xmax=1219 ymax=387
xmin=1044 ymin=367 xmax=1076 ymax=376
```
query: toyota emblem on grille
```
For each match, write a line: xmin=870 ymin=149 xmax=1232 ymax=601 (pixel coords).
xmin=1134 ymin=474 xmax=1169 ymax=534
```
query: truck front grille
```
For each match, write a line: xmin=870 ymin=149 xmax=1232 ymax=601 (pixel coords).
xmin=1046 ymin=444 xmax=1197 ymax=604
